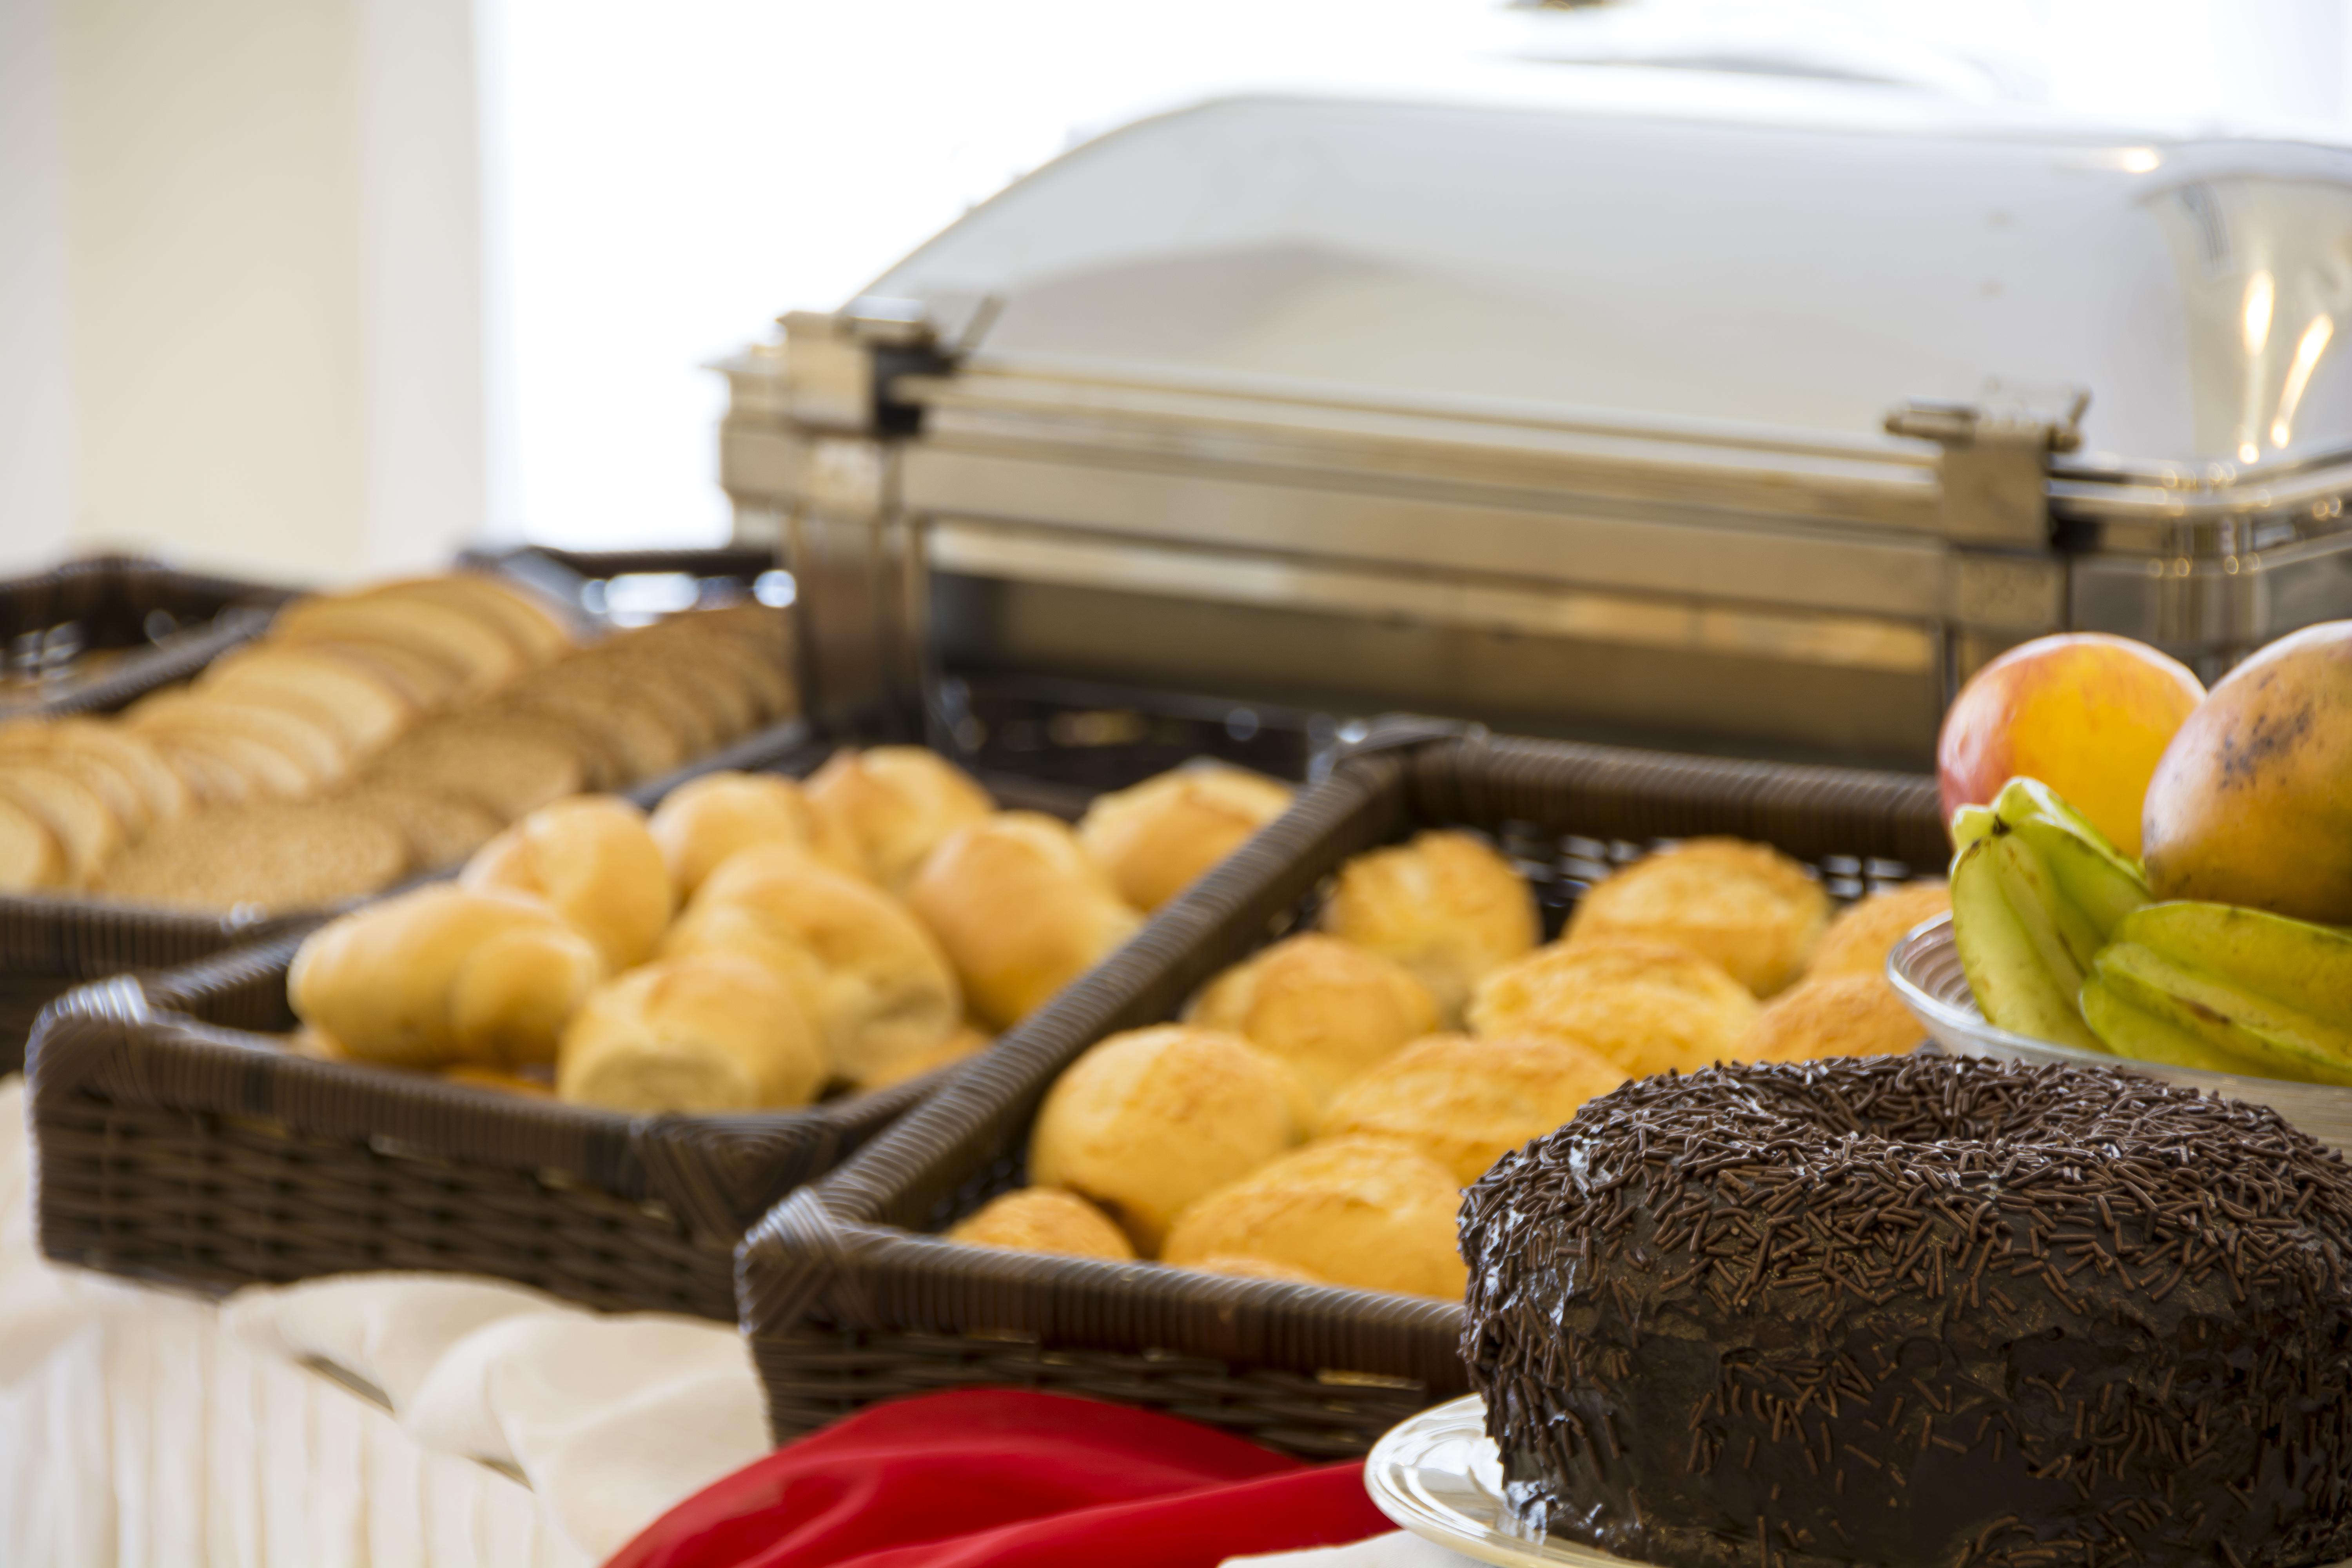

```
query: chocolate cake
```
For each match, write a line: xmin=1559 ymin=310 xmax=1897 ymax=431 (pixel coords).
xmin=1459 ymin=1055 xmax=2352 ymax=1568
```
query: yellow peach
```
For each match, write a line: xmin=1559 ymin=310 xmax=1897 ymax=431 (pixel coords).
xmin=1937 ymin=633 xmax=2202 ymax=857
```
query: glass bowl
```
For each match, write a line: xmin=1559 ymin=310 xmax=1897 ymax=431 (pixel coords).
xmin=1888 ymin=914 xmax=2352 ymax=1153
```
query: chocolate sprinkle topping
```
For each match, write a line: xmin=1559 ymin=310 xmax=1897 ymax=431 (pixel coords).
xmin=1459 ymin=1056 xmax=2352 ymax=1568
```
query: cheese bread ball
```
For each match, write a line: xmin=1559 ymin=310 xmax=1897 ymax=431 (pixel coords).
xmin=1734 ymin=971 xmax=1924 ymax=1064
xmin=1076 ymin=762 xmax=1294 ymax=911
xmin=1162 ymin=1137 xmax=1466 ymax=1299
xmin=1185 ymin=933 xmax=1440 ymax=1109
xmin=1806 ymin=880 xmax=1952 ymax=981
xmin=1318 ymin=1032 xmax=1627 ymax=1183
xmin=1318 ymin=830 xmax=1538 ymax=1024
xmin=1469 ymin=937 xmax=1760 ymax=1078
xmin=1028 ymin=1025 xmax=1298 ymax=1253
xmin=1565 ymin=838 xmax=1831 ymax=997
xmin=947 ymin=1188 xmax=1136 ymax=1262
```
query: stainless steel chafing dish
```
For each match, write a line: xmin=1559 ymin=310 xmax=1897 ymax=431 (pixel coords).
xmin=717 ymin=82 xmax=2352 ymax=768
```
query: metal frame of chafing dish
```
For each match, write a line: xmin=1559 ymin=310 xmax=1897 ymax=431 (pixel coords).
xmin=715 ymin=301 xmax=2352 ymax=768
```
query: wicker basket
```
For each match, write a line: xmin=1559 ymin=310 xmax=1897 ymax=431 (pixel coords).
xmin=736 ymin=728 xmax=1947 ymax=1458
xmin=0 ymin=546 xmax=807 ymax=1075
xmin=24 ymin=722 xmax=1269 ymax=1319
xmin=0 ymin=554 xmax=296 ymax=720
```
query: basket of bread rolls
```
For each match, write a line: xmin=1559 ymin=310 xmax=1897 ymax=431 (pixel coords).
xmin=28 ymin=737 xmax=1301 ymax=1321
xmin=0 ymin=555 xmax=808 ymax=1071
xmin=738 ymin=726 xmax=1951 ymax=1459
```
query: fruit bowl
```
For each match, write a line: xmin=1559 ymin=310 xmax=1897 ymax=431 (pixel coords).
xmin=1889 ymin=915 xmax=2352 ymax=1154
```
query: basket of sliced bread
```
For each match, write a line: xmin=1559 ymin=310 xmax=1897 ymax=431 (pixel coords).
xmin=28 ymin=736 xmax=1303 ymax=1320
xmin=737 ymin=726 xmax=1950 ymax=1458
xmin=0 ymin=563 xmax=804 ymax=1068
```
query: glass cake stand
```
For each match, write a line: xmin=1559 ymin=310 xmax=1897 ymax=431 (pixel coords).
xmin=1366 ymin=1394 xmax=1649 ymax=1568
xmin=1887 ymin=914 xmax=2352 ymax=1154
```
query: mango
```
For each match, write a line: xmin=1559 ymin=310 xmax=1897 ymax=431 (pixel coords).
xmin=2142 ymin=620 xmax=2352 ymax=924
xmin=1937 ymin=633 xmax=2203 ymax=857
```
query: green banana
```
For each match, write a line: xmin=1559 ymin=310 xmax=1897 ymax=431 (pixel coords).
xmin=2079 ymin=973 xmax=2279 ymax=1078
xmin=1948 ymin=778 xmax=2151 ymax=1053
xmin=2084 ymin=902 xmax=2352 ymax=1085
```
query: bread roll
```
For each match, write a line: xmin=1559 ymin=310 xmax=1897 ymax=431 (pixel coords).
xmin=1162 ymin=1137 xmax=1466 ymax=1299
xmin=907 ymin=812 xmax=1142 ymax=1028
xmin=1028 ymin=1025 xmax=1298 ymax=1253
xmin=366 ymin=714 xmax=587 ymax=819
xmin=659 ymin=845 xmax=960 ymax=1087
xmin=556 ymin=953 xmax=823 ymax=1114
xmin=128 ymin=691 xmax=350 ymax=789
xmin=648 ymin=771 xmax=863 ymax=899
xmin=272 ymin=593 xmax=524 ymax=696
xmin=1469 ymin=937 xmax=1760 ymax=1078
xmin=200 ymin=644 xmax=413 ymax=756
xmin=1185 ymin=933 xmax=1439 ymax=1109
xmin=289 ymin=884 xmax=605 ymax=1067
xmin=1807 ymin=880 xmax=1952 ymax=980
xmin=1735 ymin=971 xmax=1924 ymax=1064
xmin=1318 ymin=1033 xmax=1626 ymax=1183
xmin=355 ymin=574 xmax=575 ymax=663
xmin=805 ymin=746 xmax=992 ymax=891
xmin=461 ymin=796 xmax=674 ymax=971
xmin=1076 ymin=763 xmax=1293 ymax=911
xmin=1567 ymin=838 xmax=1831 ymax=997
xmin=1318 ymin=830 xmax=1537 ymax=1024
xmin=947 ymin=1188 xmax=1135 ymax=1261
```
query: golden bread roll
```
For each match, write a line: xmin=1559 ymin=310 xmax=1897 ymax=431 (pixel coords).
xmin=1317 ymin=1033 xmax=1626 ymax=1183
xmin=648 ymin=770 xmax=864 ymax=899
xmin=146 ymin=725 xmax=309 ymax=801
xmin=0 ymin=795 xmax=62 ymax=891
xmin=1566 ymin=838 xmax=1831 ymax=996
xmin=556 ymin=952 xmax=823 ymax=1114
xmin=805 ymin=746 xmax=993 ymax=891
xmin=0 ymin=759 xmax=120 ymax=886
xmin=947 ymin=1188 xmax=1136 ymax=1261
xmin=98 ymin=800 xmax=411 ymax=911
xmin=1183 ymin=1254 xmax=1325 ymax=1285
xmin=1734 ymin=971 xmax=1924 ymax=1064
xmin=1076 ymin=763 xmax=1294 ymax=911
xmin=1318 ymin=830 xmax=1537 ymax=1024
xmin=1469 ymin=937 xmax=1760 ymax=1078
xmin=857 ymin=1022 xmax=992 ymax=1093
xmin=289 ymin=884 xmax=605 ymax=1067
xmin=1162 ymin=1137 xmax=1466 ymax=1299
xmin=659 ymin=844 xmax=960 ymax=1086
xmin=0 ymin=719 xmax=189 ymax=830
xmin=1185 ymin=933 xmax=1440 ymax=1109
xmin=1028 ymin=1025 xmax=1298 ymax=1253
xmin=200 ymin=644 xmax=413 ymax=755
xmin=461 ymin=795 xmax=675 ymax=971
xmin=297 ymin=637 xmax=466 ymax=711
xmin=1807 ymin=880 xmax=1953 ymax=980
xmin=906 ymin=812 xmax=1143 ymax=1028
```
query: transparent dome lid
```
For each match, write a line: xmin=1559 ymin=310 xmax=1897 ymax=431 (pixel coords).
xmin=869 ymin=85 xmax=2352 ymax=471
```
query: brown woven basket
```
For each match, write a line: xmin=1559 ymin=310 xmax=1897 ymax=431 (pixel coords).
xmin=0 ymin=553 xmax=297 ymax=719
xmin=0 ymin=546 xmax=804 ymax=1075
xmin=736 ymin=727 xmax=1948 ymax=1458
xmin=22 ymin=728 xmax=1220 ymax=1319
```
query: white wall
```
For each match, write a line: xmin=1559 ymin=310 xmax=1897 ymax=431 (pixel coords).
xmin=0 ymin=0 xmax=489 ymax=588
xmin=0 ymin=0 xmax=72 ymax=574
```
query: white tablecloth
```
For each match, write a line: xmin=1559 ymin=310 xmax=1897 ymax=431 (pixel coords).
xmin=0 ymin=1072 xmax=1472 ymax=1568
